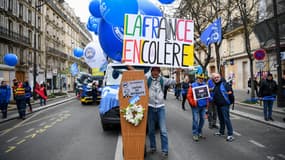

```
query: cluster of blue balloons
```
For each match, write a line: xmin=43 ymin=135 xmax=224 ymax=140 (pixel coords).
xmin=87 ymin=0 xmax=170 ymax=62
xmin=3 ymin=53 xmax=18 ymax=66
xmin=73 ymin=47 xmax=84 ymax=58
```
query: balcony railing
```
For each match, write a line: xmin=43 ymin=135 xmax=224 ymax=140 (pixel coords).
xmin=47 ymin=47 xmax=68 ymax=59
xmin=0 ymin=26 xmax=30 ymax=47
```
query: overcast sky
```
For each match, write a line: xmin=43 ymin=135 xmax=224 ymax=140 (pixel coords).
xmin=65 ymin=0 xmax=90 ymax=23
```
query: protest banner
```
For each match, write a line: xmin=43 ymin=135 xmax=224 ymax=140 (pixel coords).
xmin=122 ymin=14 xmax=195 ymax=68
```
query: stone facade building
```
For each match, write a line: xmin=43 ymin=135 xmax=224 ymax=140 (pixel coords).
xmin=0 ymin=0 xmax=92 ymax=90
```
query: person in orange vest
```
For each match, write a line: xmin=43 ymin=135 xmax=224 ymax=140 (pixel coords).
xmin=14 ymin=81 xmax=26 ymax=120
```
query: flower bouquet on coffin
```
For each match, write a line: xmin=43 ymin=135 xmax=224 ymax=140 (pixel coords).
xmin=121 ymin=103 xmax=144 ymax=126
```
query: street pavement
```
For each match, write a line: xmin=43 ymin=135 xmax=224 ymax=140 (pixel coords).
xmin=0 ymin=92 xmax=75 ymax=123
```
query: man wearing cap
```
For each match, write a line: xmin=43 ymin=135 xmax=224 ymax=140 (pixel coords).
xmin=187 ymin=73 xmax=209 ymax=141
xmin=146 ymin=67 xmax=176 ymax=158
xmin=259 ymin=73 xmax=278 ymax=121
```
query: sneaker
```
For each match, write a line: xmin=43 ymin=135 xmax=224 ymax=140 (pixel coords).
xmin=198 ymin=134 xmax=206 ymax=139
xmin=269 ymin=117 xmax=274 ymax=121
xmin=192 ymin=135 xmax=199 ymax=141
xmin=264 ymin=118 xmax=269 ymax=121
xmin=214 ymin=132 xmax=225 ymax=136
xmin=161 ymin=152 xmax=168 ymax=158
xmin=226 ymin=136 xmax=234 ymax=142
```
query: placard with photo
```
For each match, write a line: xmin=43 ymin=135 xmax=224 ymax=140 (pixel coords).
xmin=192 ymin=85 xmax=210 ymax=100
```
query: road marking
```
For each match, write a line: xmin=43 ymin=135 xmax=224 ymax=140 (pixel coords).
xmin=278 ymin=154 xmax=285 ymax=159
xmin=7 ymin=137 xmax=18 ymax=143
xmin=233 ymin=131 xmax=242 ymax=136
xmin=266 ymin=156 xmax=275 ymax=160
xmin=5 ymin=146 xmax=16 ymax=153
xmin=39 ymin=122 xmax=47 ymax=127
xmin=249 ymin=140 xmax=266 ymax=148
xmin=16 ymin=139 xmax=26 ymax=145
xmin=114 ymin=135 xmax=123 ymax=160
xmin=25 ymin=128 xmax=35 ymax=133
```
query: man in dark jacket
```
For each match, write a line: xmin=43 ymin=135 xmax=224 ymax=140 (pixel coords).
xmin=259 ymin=73 xmax=277 ymax=121
xmin=0 ymin=81 xmax=11 ymax=118
xmin=213 ymin=73 xmax=234 ymax=142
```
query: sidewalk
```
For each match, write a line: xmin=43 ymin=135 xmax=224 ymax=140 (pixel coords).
xmin=234 ymin=89 xmax=285 ymax=113
xmin=233 ymin=89 xmax=285 ymax=130
xmin=0 ymin=92 xmax=76 ymax=123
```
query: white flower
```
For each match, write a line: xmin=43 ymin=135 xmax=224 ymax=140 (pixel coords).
xmin=120 ymin=104 xmax=144 ymax=126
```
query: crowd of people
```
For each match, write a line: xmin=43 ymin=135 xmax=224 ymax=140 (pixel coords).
xmin=0 ymin=79 xmax=48 ymax=120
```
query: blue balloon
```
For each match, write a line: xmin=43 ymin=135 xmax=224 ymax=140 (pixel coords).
xmin=158 ymin=0 xmax=175 ymax=4
xmin=89 ymin=0 xmax=102 ymax=18
xmin=3 ymin=53 xmax=18 ymax=66
xmin=100 ymin=0 xmax=139 ymax=27
xmin=73 ymin=48 xmax=84 ymax=58
xmin=87 ymin=16 xmax=101 ymax=35
xmin=196 ymin=66 xmax=203 ymax=74
xmin=98 ymin=19 xmax=123 ymax=62
xmin=138 ymin=0 xmax=163 ymax=16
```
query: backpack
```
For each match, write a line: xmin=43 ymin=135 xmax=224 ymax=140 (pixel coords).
xmin=147 ymin=77 xmax=164 ymax=91
xmin=221 ymin=82 xmax=235 ymax=109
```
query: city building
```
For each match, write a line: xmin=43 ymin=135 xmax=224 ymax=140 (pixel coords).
xmin=0 ymin=0 xmax=92 ymax=90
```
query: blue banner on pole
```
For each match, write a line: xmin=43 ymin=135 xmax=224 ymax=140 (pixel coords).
xmin=200 ymin=17 xmax=222 ymax=47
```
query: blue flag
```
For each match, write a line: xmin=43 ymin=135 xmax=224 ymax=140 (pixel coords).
xmin=200 ymin=17 xmax=222 ymax=46
xmin=70 ymin=63 xmax=79 ymax=76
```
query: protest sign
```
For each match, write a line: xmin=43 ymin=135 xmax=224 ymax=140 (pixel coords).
xmin=122 ymin=14 xmax=194 ymax=68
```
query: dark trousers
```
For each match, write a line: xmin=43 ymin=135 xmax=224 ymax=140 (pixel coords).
xmin=0 ymin=102 xmax=8 ymax=118
xmin=16 ymin=96 xmax=26 ymax=118
xmin=40 ymin=97 xmax=46 ymax=106
xmin=25 ymin=97 xmax=32 ymax=111
xmin=181 ymin=94 xmax=187 ymax=110
xmin=208 ymin=101 xmax=217 ymax=126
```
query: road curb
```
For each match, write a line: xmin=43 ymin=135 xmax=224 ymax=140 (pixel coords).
xmin=231 ymin=109 xmax=285 ymax=130
xmin=0 ymin=96 xmax=76 ymax=124
xmin=236 ymin=102 xmax=285 ymax=114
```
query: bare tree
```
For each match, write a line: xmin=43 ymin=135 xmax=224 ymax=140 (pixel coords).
xmin=175 ymin=0 xmax=235 ymax=76
xmin=234 ymin=0 xmax=259 ymax=99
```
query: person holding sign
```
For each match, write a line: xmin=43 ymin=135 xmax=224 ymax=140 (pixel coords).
xmin=186 ymin=73 xmax=209 ymax=142
xmin=212 ymin=73 xmax=234 ymax=142
xmin=146 ymin=67 xmax=176 ymax=158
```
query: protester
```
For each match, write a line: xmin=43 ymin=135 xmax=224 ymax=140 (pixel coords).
xmin=247 ymin=77 xmax=259 ymax=96
xmin=213 ymin=73 xmax=235 ymax=142
xmin=282 ymin=73 xmax=285 ymax=97
xmin=175 ymin=82 xmax=181 ymax=100
xmin=259 ymin=73 xmax=278 ymax=121
xmin=92 ymin=81 xmax=98 ymax=104
xmin=207 ymin=73 xmax=218 ymax=129
xmin=14 ymin=81 xmax=26 ymax=120
xmin=146 ymin=67 xmax=176 ymax=158
xmin=23 ymin=80 xmax=33 ymax=112
xmin=187 ymin=73 xmax=208 ymax=141
xmin=0 ymin=81 xmax=11 ymax=119
xmin=181 ymin=75 xmax=190 ymax=111
xmin=39 ymin=84 xmax=47 ymax=106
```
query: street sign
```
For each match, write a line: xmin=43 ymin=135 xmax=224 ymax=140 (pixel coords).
xmin=254 ymin=49 xmax=266 ymax=60
xmin=256 ymin=61 xmax=265 ymax=70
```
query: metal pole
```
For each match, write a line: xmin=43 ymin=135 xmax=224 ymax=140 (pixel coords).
xmin=33 ymin=1 xmax=37 ymax=100
xmin=273 ymin=0 xmax=283 ymax=107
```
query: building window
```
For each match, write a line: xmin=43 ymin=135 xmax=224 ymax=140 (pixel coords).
xmin=20 ymin=49 xmax=24 ymax=64
xmin=28 ymin=30 xmax=32 ymax=44
xmin=19 ymin=3 xmax=23 ymax=18
xmin=8 ymin=0 xmax=13 ymax=12
xmin=228 ymin=39 xmax=234 ymax=55
xmin=8 ymin=20 xmax=13 ymax=34
xmin=38 ymin=34 xmax=41 ymax=49
xmin=19 ymin=24 xmax=23 ymax=36
xmin=28 ymin=9 xmax=32 ymax=24
xmin=38 ymin=16 xmax=41 ymax=28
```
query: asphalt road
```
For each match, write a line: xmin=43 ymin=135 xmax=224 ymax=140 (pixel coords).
xmin=0 ymin=95 xmax=284 ymax=160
